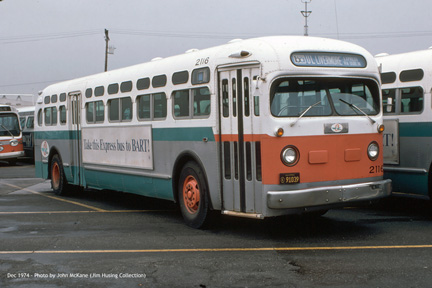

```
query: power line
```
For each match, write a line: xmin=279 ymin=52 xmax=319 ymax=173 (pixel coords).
xmin=0 ymin=30 xmax=101 ymax=44
xmin=1 ymin=28 xmax=432 ymax=45
xmin=0 ymin=79 xmax=70 ymax=88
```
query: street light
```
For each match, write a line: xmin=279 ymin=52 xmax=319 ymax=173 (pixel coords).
xmin=301 ymin=0 xmax=312 ymax=36
xmin=104 ymin=29 xmax=115 ymax=72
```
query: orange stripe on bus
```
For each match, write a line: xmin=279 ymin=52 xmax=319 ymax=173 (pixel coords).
xmin=0 ymin=142 xmax=23 ymax=153
xmin=260 ymin=133 xmax=383 ymax=185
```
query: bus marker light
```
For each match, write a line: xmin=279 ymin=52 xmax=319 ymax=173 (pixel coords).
xmin=377 ymin=124 xmax=385 ymax=133
xmin=275 ymin=128 xmax=284 ymax=137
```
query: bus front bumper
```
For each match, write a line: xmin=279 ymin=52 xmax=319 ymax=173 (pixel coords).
xmin=267 ymin=179 xmax=392 ymax=209
xmin=0 ymin=151 xmax=25 ymax=160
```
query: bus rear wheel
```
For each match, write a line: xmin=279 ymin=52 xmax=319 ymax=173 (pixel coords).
xmin=51 ymin=154 xmax=68 ymax=195
xmin=178 ymin=162 xmax=209 ymax=229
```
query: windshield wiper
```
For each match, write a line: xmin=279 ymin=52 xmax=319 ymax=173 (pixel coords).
xmin=290 ymin=101 xmax=321 ymax=127
xmin=339 ymin=99 xmax=375 ymax=124
xmin=0 ymin=124 xmax=15 ymax=138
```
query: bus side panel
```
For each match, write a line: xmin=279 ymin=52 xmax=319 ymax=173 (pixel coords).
xmin=385 ymin=123 xmax=432 ymax=197
xmin=85 ymin=169 xmax=173 ymax=200
xmin=384 ymin=171 xmax=428 ymax=196
xmin=81 ymin=127 xmax=220 ymax=204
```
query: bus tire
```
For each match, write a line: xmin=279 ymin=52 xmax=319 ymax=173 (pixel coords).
xmin=51 ymin=154 xmax=68 ymax=196
xmin=178 ymin=161 xmax=210 ymax=229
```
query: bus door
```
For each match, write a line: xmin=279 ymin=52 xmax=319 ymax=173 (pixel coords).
xmin=68 ymin=92 xmax=82 ymax=186
xmin=218 ymin=65 xmax=262 ymax=214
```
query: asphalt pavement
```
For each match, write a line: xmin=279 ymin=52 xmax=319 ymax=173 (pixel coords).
xmin=1 ymin=160 xmax=432 ymax=288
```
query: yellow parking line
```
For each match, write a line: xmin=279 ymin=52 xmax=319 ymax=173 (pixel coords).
xmin=1 ymin=181 xmax=106 ymax=212
xmin=0 ymin=210 xmax=167 ymax=215
xmin=1 ymin=245 xmax=432 ymax=255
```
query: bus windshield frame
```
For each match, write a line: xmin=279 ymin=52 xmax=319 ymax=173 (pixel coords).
xmin=0 ymin=113 xmax=21 ymax=137
xmin=270 ymin=77 xmax=380 ymax=118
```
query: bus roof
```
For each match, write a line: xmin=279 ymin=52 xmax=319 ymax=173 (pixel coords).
xmin=39 ymin=36 xmax=379 ymax=97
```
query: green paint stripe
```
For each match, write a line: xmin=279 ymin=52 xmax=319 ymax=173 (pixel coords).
xmin=35 ymin=127 xmax=215 ymax=142
xmin=399 ymin=122 xmax=432 ymax=137
xmin=152 ymin=127 xmax=215 ymax=141
xmin=35 ymin=130 xmax=79 ymax=140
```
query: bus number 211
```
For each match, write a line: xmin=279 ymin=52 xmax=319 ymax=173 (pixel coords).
xmin=369 ymin=165 xmax=383 ymax=174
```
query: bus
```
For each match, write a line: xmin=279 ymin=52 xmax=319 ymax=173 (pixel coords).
xmin=0 ymin=104 xmax=24 ymax=165
xmin=35 ymin=36 xmax=391 ymax=228
xmin=18 ymin=106 xmax=35 ymax=159
xmin=376 ymin=49 xmax=432 ymax=199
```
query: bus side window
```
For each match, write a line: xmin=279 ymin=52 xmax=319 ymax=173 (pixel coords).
xmin=173 ymin=90 xmax=190 ymax=118
xmin=20 ymin=117 xmax=26 ymax=129
xmin=44 ymin=108 xmax=51 ymax=125
xmin=153 ymin=93 xmax=167 ymax=119
xmin=27 ymin=116 xmax=34 ymax=128
xmin=193 ymin=87 xmax=210 ymax=117
xmin=86 ymin=102 xmax=94 ymax=123
xmin=108 ymin=99 xmax=120 ymax=121
xmin=401 ymin=87 xmax=423 ymax=113
xmin=137 ymin=94 xmax=151 ymax=120
xmin=382 ymin=89 xmax=396 ymax=114
xmin=222 ymin=79 xmax=229 ymax=117
xmin=52 ymin=107 xmax=58 ymax=125
xmin=121 ymin=97 xmax=132 ymax=121
xmin=37 ymin=109 xmax=43 ymax=126
xmin=59 ymin=106 xmax=66 ymax=124
xmin=95 ymin=101 xmax=104 ymax=122
xmin=244 ymin=77 xmax=250 ymax=117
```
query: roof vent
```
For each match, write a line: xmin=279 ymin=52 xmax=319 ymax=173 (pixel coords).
xmin=228 ymin=39 xmax=243 ymax=44
xmin=375 ymin=53 xmax=389 ymax=57
xmin=186 ymin=48 xmax=199 ymax=53
xmin=229 ymin=50 xmax=252 ymax=58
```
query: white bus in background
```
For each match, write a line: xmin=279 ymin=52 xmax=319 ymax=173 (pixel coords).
xmin=35 ymin=36 xmax=391 ymax=228
xmin=18 ymin=106 xmax=35 ymax=158
xmin=376 ymin=49 xmax=432 ymax=199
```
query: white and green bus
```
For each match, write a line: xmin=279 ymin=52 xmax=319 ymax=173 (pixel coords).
xmin=377 ymin=49 xmax=432 ymax=199
xmin=35 ymin=36 xmax=391 ymax=228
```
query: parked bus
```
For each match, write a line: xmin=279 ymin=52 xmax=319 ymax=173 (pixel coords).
xmin=18 ymin=106 xmax=35 ymax=158
xmin=376 ymin=49 xmax=432 ymax=199
xmin=35 ymin=36 xmax=391 ymax=228
xmin=0 ymin=104 xmax=24 ymax=165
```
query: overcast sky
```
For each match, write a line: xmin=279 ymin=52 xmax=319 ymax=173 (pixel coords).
xmin=1 ymin=0 xmax=432 ymax=96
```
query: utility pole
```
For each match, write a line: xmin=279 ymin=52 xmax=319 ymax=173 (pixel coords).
xmin=301 ymin=0 xmax=312 ymax=36
xmin=104 ymin=29 xmax=109 ymax=72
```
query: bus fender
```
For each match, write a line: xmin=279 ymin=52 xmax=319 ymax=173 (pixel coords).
xmin=172 ymin=151 xmax=214 ymax=210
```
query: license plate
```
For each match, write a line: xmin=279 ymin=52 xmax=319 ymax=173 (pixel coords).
xmin=279 ymin=173 xmax=300 ymax=184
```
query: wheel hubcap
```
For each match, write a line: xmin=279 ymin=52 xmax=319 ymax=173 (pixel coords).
xmin=52 ymin=162 xmax=60 ymax=189
xmin=183 ymin=176 xmax=200 ymax=214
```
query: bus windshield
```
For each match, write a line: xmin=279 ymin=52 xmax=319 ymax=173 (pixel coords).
xmin=270 ymin=77 xmax=380 ymax=117
xmin=0 ymin=113 xmax=20 ymax=137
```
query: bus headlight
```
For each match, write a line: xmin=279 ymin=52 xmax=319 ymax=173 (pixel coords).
xmin=0 ymin=146 xmax=3 ymax=152
xmin=367 ymin=141 xmax=379 ymax=161
xmin=281 ymin=145 xmax=299 ymax=166
xmin=10 ymin=139 xmax=19 ymax=147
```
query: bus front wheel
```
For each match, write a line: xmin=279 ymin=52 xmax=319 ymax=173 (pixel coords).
xmin=51 ymin=154 xmax=68 ymax=195
xmin=178 ymin=161 xmax=210 ymax=229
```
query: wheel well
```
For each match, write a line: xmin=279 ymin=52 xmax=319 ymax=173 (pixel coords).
xmin=172 ymin=152 xmax=212 ymax=208
xmin=47 ymin=147 xmax=60 ymax=180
